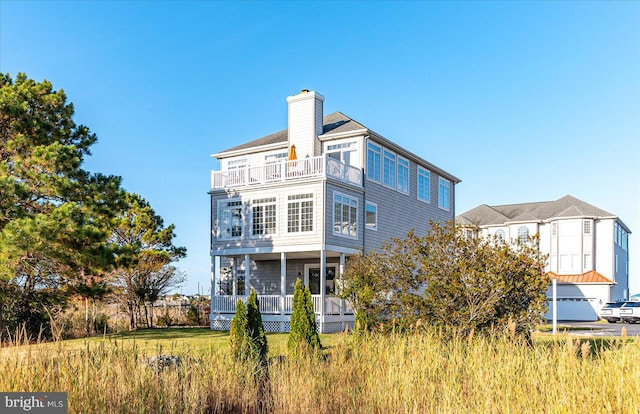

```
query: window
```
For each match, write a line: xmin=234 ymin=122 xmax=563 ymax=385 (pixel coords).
xmin=334 ymin=193 xmax=358 ymax=238
xmin=438 ymin=177 xmax=450 ymax=210
xmin=397 ymin=157 xmax=409 ymax=193
xmin=327 ymin=141 xmax=356 ymax=166
xmin=551 ymin=222 xmax=557 ymax=236
xmin=583 ymin=220 xmax=591 ymax=234
xmin=583 ymin=254 xmax=591 ymax=270
xmin=417 ymin=167 xmax=430 ymax=202
xmin=227 ymin=158 xmax=247 ymax=169
xmin=252 ymin=197 xmax=276 ymax=236
xmin=517 ymin=226 xmax=529 ymax=243
xmin=264 ymin=152 xmax=287 ymax=163
xmin=383 ymin=150 xmax=396 ymax=188
xmin=367 ymin=142 xmax=381 ymax=182
xmin=366 ymin=202 xmax=377 ymax=231
xmin=287 ymin=193 xmax=314 ymax=233
xmin=219 ymin=200 xmax=243 ymax=239
xmin=495 ymin=229 xmax=505 ymax=242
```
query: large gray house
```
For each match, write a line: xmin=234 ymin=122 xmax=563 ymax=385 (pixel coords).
xmin=209 ymin=90 xmax=460 ymax=333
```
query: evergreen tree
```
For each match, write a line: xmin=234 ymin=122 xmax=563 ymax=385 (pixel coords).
xmin=288 ymin=278 xmax=321 ymax=357
xmin=229 ymin=299 xmax=248 ymax=361
xmin=246 ymin=289 xmax=268 ymax=365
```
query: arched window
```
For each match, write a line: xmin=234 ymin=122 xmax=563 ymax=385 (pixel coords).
xmin=495 ymin=229 xmax=505 ymax=243
xmin=518 ymin=226 xmax=529 ymax=243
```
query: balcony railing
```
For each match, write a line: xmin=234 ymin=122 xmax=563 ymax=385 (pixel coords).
xmin=211 ymin=155 xmax=362 ymax=190
xmin=212 ymin=294 xmax=353 ymax=315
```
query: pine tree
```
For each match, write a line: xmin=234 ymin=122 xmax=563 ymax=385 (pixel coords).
xmin=288 ymin=278 xmax=321 ymax=357
xmin=246 ymin=289 xmax=268 ymax=365
xmin=229 ymin=299 xmax=248 ymax=361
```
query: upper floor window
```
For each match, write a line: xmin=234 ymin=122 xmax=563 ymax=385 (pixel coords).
xmin=327 ymin=141 xmax=357 ymax=166
xmin=365 ymin=202 xmax=377 ymax=231
xmin=397 ymin=157 xmax=409 ymax=193
xmin=495 ymin=229 xmax=506 ymax=242
xmin=438 ymin=177 xmax=450 ymax=210
xmin=551 ymin=222 xmax=557 ymax=236
xmin=288 ymin=193 xmax=314 ymax=233
xmin=366 ymin=142 xmax=381 ymax=182
xmin=219 ymin=200 xmax=243 ymax=239
xmin=227 ymin=158 xmax=247 ymax=169
xmin=383 ymin=150 xmax=396 ymax=188
xmin=518 ymin=226 xmax=529 ymax=243
xmin=264 ymin=152 xmax=287 ymax=163
xmin=252 ymin=197 xmax=276 ymax=236
xmin=583 ymin=220 xmax=591 ymax=235
xmin=417 ymin=167 xmax=430 ymax=202
xmin=334 ymin=193 xmax=358 ymax=238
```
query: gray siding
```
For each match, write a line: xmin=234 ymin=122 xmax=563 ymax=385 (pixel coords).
xmin=324 ymin=181 xmax=365 ymax=250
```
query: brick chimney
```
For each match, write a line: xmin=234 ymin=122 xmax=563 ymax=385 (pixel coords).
xmin=286 ymin=90 xmax=324 ymax=158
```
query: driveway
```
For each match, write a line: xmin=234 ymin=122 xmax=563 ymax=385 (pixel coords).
xmin=543 ymin=321 xmax=640 ymax=337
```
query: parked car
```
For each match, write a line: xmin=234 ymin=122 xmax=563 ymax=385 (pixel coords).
xmin=599 ymin=302 xmax=625 ymax=323
xmin=619 ymin=301 xmax=640 ymax=324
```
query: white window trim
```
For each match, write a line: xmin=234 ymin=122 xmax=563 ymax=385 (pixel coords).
xmin=333 ymin=191 xmax=358 ymax=239
xmin=438 ymin=176 xmax=450 ymax=211
xmin=286 ymin=192 xmax=316 ymax=235
xmin=417 ymin=166 xmax=431 ymax=203
xmin=217 ymin=198 xmax=244 ymax=240
xmin=366 ymin=141 xmax=382 ymax=183
xmin=365 ymin=201 xmax=378 ymax=231
xmin=397 ymin=156 xmax=410 ymax=194
xmin=250 ymin=196 xmax=278 ymax=239
xmin=382 ymin=149 xmax=397 ymax=189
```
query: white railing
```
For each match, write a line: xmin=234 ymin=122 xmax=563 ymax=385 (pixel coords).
xmin=211 ymin=155 xmax=362 ymax=190
xmin=212 ymin=294 xmax=353 ymax=315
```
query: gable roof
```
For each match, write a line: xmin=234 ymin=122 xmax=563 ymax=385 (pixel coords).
xmin=213 ymin=112 xmax=366 ymax=157
xmin=456 ymin=195 xmax=629 ymax=230
xmin=547 ymin=271 xmax=614 ymax=284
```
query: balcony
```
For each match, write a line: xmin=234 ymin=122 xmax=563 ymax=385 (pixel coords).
xmin=212 ymin=294 xmax=354 ymax=315
xmin=211 ymin=154 xmax=362 ymax=190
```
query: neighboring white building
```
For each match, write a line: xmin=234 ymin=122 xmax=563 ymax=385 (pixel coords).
xmin=457 ymin=195 xmax=631 ymax=321
xmin=209 ymin=90 xmax=460 ymax=333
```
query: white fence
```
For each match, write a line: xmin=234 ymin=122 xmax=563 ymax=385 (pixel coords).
xmin=211 ymin=155 xmax=362 ymax=189
xmin=213 ymin=294 xmax=353 ymax=315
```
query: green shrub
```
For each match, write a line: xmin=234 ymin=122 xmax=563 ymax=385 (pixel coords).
xmin=288 ymin=279 xmax=321 ymax=357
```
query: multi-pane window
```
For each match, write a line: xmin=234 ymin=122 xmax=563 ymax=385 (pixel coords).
xmin=252 ymin=197 xmax=276 ymax=236
xmin=367 ymin=142 xmax=381 ymax=182
xmin=397 ymin=157 xmax=409 ymax=193
xmin=438 ymin=177 xmax=450 ymax=210
xmin=264 ymin=152 xmax=287 ymax=163
xmin=288 ymin=193 xmax=314 ymax=233
xmin=365 ymin=202 xmax=377 ymax=231
xmin=334 ymin=193 xmax=358 ymax=238
xmin=583 ymin=220 xmax=591 ymax=234
xmin=219 ymin=200 xmax=243 ymax=239
xmin=418 ymin=167 xmax=430 ymax=202
xmin=495 ymin=229 xmax=505 ymax=242
xmin=552 ymin=222 xmax=557 ymax=236
xmin=518 ymin=226 xmax=529 ymax=243
xmin=383 ymin=150 xmax=396 ymax=188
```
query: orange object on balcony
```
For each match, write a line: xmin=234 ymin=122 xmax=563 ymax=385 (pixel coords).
xmin=288 ymin=144 xmax=297 ymax=160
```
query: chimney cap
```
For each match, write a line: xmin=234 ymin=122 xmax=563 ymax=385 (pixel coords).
xmin=300 ymin=89 xmax=310 ymax=93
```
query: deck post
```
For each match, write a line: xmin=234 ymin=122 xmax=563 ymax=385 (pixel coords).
xmin=244 ymin=254 xmax=251 ymax=296
xmin=280 ymin=252 xmax=287 ymax=314
xmin=320 ymin=249 xmax=326 ymax=333
xmin=211 ymin=255 xmax=219 ymax=313
xmin=232 ymin=257 xmax=238 ymax=296
xmin=339 ymin=253 xmax=345 ymax=316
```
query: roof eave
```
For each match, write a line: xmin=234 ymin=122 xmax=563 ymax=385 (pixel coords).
xmin=318 ymin=128 xmax=369 ymax=140
xmin=211 ymin=142 xmax=288 ymax=159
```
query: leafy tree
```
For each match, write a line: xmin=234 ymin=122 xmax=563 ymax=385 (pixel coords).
xmin=340 ymin=222 xmax=548 ymax=339
xmin=108 ymin=192 xmax=186 ymax=330
xmin=288 ymin=279 xmax=321 ymax=357
xmin=0 ymin=73 xmax=122 ymax=340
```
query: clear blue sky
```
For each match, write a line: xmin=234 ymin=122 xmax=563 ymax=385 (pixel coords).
xmin=2 ymin=1 xmax=639 ymax=295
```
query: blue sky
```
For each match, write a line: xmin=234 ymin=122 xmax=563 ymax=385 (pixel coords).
xmin=1 ymin=1 xmax=639 ymax=295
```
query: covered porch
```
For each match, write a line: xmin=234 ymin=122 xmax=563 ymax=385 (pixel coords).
xmin=210 ymin=248 xmax=355 ymax=333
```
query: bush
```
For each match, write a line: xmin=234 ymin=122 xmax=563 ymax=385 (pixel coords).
xmin=288 ymin=279 xmax=321 ymax=357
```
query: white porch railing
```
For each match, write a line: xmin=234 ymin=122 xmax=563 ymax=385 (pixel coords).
xmin=211 ymin=155 xmax=362 ymax=190
xmin=212 ymin=294 xmax=353 ymax=315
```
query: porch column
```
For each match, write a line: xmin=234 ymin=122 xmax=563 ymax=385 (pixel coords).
xmin=280 ymin=252 xmax=287 ymax=315
xmin=211 ymin=255 xmax=219 ymax=313
xmin=244 ymin=254 xmax=251 ymax=296
xmin=320 ymin=249 xmax=326 ymax=333
xmin=339 ymin=253 xmax=345 ymax=316
xmin=232 ymin=257 xmax=238 ymax=296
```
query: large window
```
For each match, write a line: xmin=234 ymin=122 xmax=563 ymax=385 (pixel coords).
xmin=518 ymin=226 xmax=529 ymax=243
xmin=251 ymin=197 xmax=276 ymax=236
xmin=383 ymin=150 xmax=396 ymax=188
xmin=334 ymin=193 xmax=358 ymax=238
xmin=366 ymin=202 xmax=377 ymax=231
xmin=397 ymin=157 xmax=409 ymax=193
xmin=418 ymin=167 xmax=430 ymax=202
xmin=367 ymin=142 xmax=381 ymax=182
xmin=495 ymin=229 xmax=505 ymax=243
xmin=219 ymin=200 xmax=243 ymax=239
xmin=288 ymin=193 xmax=314 ymax=233
xmin=438 ymin=177 xmax=450 ymax=210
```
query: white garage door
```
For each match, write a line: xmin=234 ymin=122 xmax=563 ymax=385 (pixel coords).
xmin=545 ymin=298 xmax=598 ymax=321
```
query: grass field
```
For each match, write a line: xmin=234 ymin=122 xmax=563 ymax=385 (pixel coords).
xmin=1 ymin=328 xmax=639 ymax=413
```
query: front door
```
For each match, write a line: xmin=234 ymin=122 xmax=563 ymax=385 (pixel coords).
xmin=306 ymin=265 xmax=337 ymax=295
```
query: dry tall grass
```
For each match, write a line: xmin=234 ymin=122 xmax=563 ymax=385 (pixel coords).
xmin=1 ymin=331 xmax=638 ymax=413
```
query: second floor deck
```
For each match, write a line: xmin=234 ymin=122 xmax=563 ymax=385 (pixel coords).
xmin=211 ymin=154 xmax=362 ymax=190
